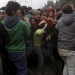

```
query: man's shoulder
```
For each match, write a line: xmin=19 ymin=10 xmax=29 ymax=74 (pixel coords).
xmin=19 ymin=20 xmax=25 ymax=24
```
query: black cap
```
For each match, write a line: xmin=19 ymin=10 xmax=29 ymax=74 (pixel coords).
xmin=0 ymin=7 xmax=6 ymax=13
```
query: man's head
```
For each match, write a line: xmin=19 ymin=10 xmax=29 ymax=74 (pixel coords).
xmin=0 ymin=7 xmax=7 ymax=20
xmin=6 ymin=1 xmax=21 ymax=16
xmin=62 ymin=4 xmax=73 ymax=14
xmin=27 ymin=7 xmax=33 ymax=14
xmin=38 ymin=23 xmax=48 ymax=33
xmin=37 ymin=9 xmax=42 ymax=15
xmin=42 ymin=9 xmax=47 ymax=16
xmin=22 ymin=6 xmax=27 ymax=15
xmin=56 ymin=8 xmax=62 ymax=15
xmin=33 ymin=11 xmax=41 ymax=20
xmin=47 ymin=7 xmax=54 ymax=17
xmin=19 ymin=7 xmax=25 ymax=17
xmin=30 ymin=17 xmax=36 ymax=25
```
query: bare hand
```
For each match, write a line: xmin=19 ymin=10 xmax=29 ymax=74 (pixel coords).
xmin=46 ymin=35 xmax=51 ymax=41
xmin=39 ymin=20 xmax=46 ymax=26
xmin=52 ymin=20 xmax=57 ymax=24
xmin=47 ymin=17 xmax=53 ymax=21
xmin=43 ymin=23 xmax=47 ymax=30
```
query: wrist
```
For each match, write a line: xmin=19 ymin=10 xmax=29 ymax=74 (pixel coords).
xmin=43 ymin=27 xmax=45 ymax=30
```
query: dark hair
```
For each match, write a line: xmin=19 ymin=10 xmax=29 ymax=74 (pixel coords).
xmin=56 ymin=8 xmax=61 ymax=12
xmin=33 ymin=11 xmax=40 ymax=16
xmin=42 ymin=9 xmax=47 ymax=12
xmin=56 ymin=13 xmax=62 ymax=20
xmin=38 ymin=23 xmax=48 ymax=31
xmin=62 ymin=4 xmax=73 ymax=14
xmin=6 ymin=1 xmax=21 ymax=16
xmin=22 ymin=6 xmax=27 ymax=12
xmin=37 ymin=9 xmax=42 ymax=11
xmin=20 ymin=7 xmax=24 ymax=16
xmin=27 ymin=7 xmax=32 ymax=11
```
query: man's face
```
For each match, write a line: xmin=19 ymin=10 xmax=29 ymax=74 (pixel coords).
xmin=34 ymin=13 xmax=40 ymax=20
xmin=49 ymin=11 xmax=53 ymax=17
xmin=13 ymin=9 xmax=21 ymax=17
xmin=57 ymin=10 xmax=62 ymax=15
xmin=42 ymin=11 xmax=47 ymax=16
xmin=31 ymin=19 xmax=36 ymax=25
xmin=0 ymin=12 xmax=5 ymax=20
xmin=29 ymin=9 xmax=33 ymax=14
xmin=2 ymin=13 xmax=7 ymax=19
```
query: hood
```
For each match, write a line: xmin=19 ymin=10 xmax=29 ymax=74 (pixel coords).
xmin=47 ymin=7 xmax=54 ymax=17
xmin=26 ymin=13 xmax=33 ymax=20
xmin=47 ymin=7 xmax=53 ymax=12
xmin=61 ymin=14 xmax=75 ymax=25
xmin=73 ymin=10 xmax=75 ymax=17
xmin=4 ymin=16 xmax=21 ymax=29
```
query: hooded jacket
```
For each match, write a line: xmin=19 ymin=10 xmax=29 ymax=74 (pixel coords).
xmin=1 ymin=16 xmax=30 ymax=51
xmin=56 ymin=14 xmax=75 ymax=51
xmin=46 ymin=7 xmax=56 ymax=36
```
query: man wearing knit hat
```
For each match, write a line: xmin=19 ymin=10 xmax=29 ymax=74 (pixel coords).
xmin=0 ymin=7 xmax=7 ymax=21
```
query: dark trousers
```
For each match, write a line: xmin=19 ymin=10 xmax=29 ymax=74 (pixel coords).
xmin=46 ymin=40 xmax=57 ymax=70
xmin=7 ymin=51 xmax=27 ymax=75
xmin=34 ymin=46 xmax=45 ymax=71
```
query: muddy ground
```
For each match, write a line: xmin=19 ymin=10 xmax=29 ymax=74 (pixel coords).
xmin=28 ymin=57 xmax=63 ymax=75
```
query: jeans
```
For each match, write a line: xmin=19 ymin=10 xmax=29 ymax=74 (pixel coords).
xmin=34 ymin=46 xmax=44 ymax=71
xmin=46 ymin=40 xmax=57 ymax=70
xmin=8 ymin=51 xmax=27 ymax=75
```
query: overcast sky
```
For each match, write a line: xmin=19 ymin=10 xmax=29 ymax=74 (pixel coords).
xmin=0 ymin=0 xmax=56 ymax=9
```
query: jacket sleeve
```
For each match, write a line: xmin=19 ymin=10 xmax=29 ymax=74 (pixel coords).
xmin=55 ymin=21 xmax=60 ymax=29
xmin=50 ymin=28 xmax=58 ymax=38
xmin=46 ymin=24 xmax=58 ymax=39
xmin=36 ymin=29 xmax=44 ymax=35
xmin=49 ymin=21 xmax=59 ymax=38
xmin=22 ymin=21 xmax=30 ymax=38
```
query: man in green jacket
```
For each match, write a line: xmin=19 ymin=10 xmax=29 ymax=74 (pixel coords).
xmin=1 ymin=1 xmax=30 ymax=75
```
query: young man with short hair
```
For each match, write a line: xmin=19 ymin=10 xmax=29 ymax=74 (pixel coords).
xmin=1 ymin=1 xmax=30 ymax=75
xmin=56 ymin=4 xmax=75 ymax=75
xmin=0 ymin=7 xmax=7 ymax=21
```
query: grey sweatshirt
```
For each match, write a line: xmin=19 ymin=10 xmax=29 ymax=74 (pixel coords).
xmin=56 ymin=14 xmax=75 ymax=51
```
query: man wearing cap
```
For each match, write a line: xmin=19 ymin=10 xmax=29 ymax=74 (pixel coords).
xmin=0 ymin=7 xmax=7 ymax=21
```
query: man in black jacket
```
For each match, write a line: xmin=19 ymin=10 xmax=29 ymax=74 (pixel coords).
xmin=0 ymin=22 xmax=9 ymax=75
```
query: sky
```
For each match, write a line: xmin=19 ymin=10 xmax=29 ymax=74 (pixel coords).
xmin=0 ymin=0 xmax=56 ymax=9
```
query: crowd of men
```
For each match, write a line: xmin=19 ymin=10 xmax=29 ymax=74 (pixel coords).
xmin=0 ymin=1 xmax=75 ymax=75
